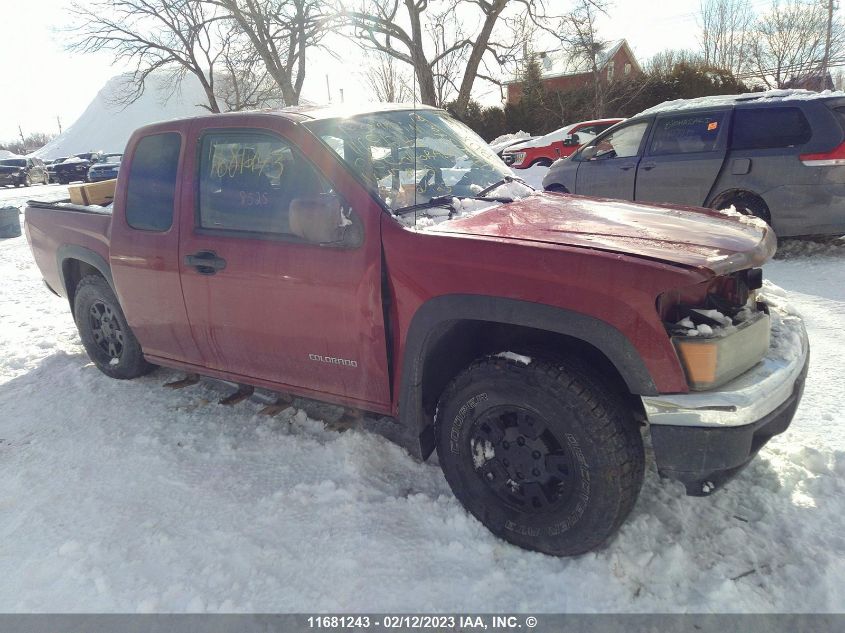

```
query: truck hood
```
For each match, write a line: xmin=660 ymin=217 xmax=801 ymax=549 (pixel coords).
xmin=427 ymin=192 xmax=776 ymax=274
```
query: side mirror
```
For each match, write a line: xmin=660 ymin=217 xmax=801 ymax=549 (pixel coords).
xmin=288 ymin=193 xmax=363 ymax=248
xmin=579 ymin=145 xmax=598 ymax=161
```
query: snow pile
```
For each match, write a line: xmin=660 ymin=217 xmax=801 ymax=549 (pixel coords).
xmin=496 ymin=351 xmax=532 ymax=365
xmin=758 ymin=281 xmax=805 ymax=362
xmin=489 ymin=131 xmax=532 ymax=154
xmin=717 ymin=205 xmax=769 ymax=231
xmin=775 ymin=237 xmax=845 ymax=260
xmin=637 ymin=88 xmax=845 ymax=117
xmin=33 ymin=73 xmax=215 ymax=160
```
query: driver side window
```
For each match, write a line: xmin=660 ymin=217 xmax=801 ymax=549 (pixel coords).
xmin=198 ymin=132 xmax=353 ymax=245
xmin=588 ymin=122 xmax=649 ymax=160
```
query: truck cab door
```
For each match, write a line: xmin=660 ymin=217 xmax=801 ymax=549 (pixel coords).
xmin=635 ymin=110 xmax=730 ymax=206
xmin=574 ymin=120 xmax=650 ymax=200
xmin=109 ymin=129 xmax=205 ymax=366
xmin=177 ymin=121 xmax=391 ymax=411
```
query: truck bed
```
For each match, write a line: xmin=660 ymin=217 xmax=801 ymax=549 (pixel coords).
xmin=24 ymin=199 xmax=113 ymax=299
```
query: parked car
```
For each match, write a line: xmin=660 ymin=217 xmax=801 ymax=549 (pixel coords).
xmin=503 ymin=118 xmax=624 ymax=168
xmin=50 ymin=152 xmax=104 ymax=184
xmin=87 ymin=153 xmax=123 ymax=182
xmin=24 ymin=105 xmax=808 ymax=556
xmin=489 ymin=134 xmax=539 ymax=158
xmin=543 ymin=90 xmax=845 ymax=237
xmin=45 ymin=157 xmax=68 ymax=181
xmin=0 ymin=157 xmax=49 ymax=187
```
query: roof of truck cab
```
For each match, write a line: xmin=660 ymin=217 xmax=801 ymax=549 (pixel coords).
xmin=130 ymin=103 xmax=442 ymax=137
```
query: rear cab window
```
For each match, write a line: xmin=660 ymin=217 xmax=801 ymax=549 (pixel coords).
xmin=731 ymin=107 xmax=812 ymax=150
xmin=125 ymin=132 xmax=182 ymax=231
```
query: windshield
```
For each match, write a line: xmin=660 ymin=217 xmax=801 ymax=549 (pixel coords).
xmin=0 ymin=159 xmax=25 ymax=167
xmin=304 ymin=109 xmax=513 ymax=212
xmin=101 ymin=154 xmax=122 ymax=163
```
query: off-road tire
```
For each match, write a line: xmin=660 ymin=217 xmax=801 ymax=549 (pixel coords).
xmin=73 ymin=275 xmax=154 ymax=379
xmin=435 ymin=355 xmax=644 ymax=556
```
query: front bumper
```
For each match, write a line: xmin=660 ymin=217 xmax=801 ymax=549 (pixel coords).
xmin=642 ymin=310 xmax=809 ymax=495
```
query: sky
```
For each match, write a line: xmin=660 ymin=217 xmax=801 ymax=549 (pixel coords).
xmin=0 ymin=0 xmax=758 ymax=143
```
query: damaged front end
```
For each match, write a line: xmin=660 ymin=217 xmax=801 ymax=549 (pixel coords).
xmin=644 ymin=270 xmax=810 ymax=496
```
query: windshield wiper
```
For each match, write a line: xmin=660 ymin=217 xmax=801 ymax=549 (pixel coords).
xmin=394 ymin=193 xmax=516 ymax=220
xmin=393 ymin=195 xmax=456 ymax=217
xmin=475 ymin=175 xmax=528 ymax=198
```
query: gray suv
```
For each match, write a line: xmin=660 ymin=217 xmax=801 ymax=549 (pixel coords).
xmin=542 ymin=90 xmax=845 ymax=237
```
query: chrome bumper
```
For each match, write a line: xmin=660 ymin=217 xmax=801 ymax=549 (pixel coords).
xmin=642 ymin=311 xmax=809 ymax=428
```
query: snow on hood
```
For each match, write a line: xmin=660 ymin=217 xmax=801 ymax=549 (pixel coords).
xmin=637 ymin=88 xmax=845 ymax=117
xmin=426 ymin=192 xmax=777 ymax=274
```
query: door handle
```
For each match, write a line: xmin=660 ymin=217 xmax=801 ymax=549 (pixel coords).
xmin=641 ymin=162 xmax=657 ymax=171
xmin=185 ymin=250 xmax=226 ymax=275
xmin=619 ymin=164 xmax=635 ymax=171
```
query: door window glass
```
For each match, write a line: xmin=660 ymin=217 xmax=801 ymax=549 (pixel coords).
xmin=198 ymin=132 xmax=347 ymax=244
xmin=731 ymin=107 xmax=811 ymax=149
xmin=125 ymin=132 xmax=181 ymax=231
xmin=589 ymin=122 xmax=649 ymax=160
xmin=649 ymin=112 xmax=726 ymax=155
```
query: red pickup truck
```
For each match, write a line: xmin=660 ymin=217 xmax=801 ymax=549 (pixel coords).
xmin=24 ymin=104 xmax=809 ymax=556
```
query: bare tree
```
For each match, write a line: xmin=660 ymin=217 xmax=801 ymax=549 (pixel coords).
xmin=364 ymin=52 xmax=413 ymax=103
xmin=747 ymin=0 xmax=845 ymax=88
xmin=699 ymin=0 xmax=754 ymax=75
xmin=68 ymin=0 xmax=228 ymax=112
xmin=215 ymin=24 xmax=284 ymax=111
xmin=0 ymin=132 xmax=56 ymax=156
xmin=340 ymin=0 xmax=536 ymax=115
xmin=211 ymin=0 xmax=332 ymax=106
xmin=558 ymin=0 xmax=609 ymax=116
xmin=646 ymin=49 xmax=705 ymax=76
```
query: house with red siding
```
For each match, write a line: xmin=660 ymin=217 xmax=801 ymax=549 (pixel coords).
xmin=505 ymin=39 xmax=642 ymax=104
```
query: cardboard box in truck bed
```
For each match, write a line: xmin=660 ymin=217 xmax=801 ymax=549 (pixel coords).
xmin=68 ymin=179 xmax=116 ymax=206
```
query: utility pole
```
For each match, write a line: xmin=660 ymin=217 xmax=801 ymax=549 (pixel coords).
xmin=326 ymin=74 xmax=331 ymax=103
xmin=822 ymin=0 xmax=834 ymax=89
xmin=57 ymin=116 xmax=63 ymax=135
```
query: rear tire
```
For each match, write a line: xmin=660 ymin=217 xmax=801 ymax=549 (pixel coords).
xmin=715 ymin=193 xmax=771 ymax=225
xmin=73 ymin=275 xmax=154 ymax=379
xmin=435 ymin=355 xmax=644 ymax=556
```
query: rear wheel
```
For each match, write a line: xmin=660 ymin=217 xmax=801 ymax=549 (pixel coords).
xmin=73 ymin=275 xmax=154 ymax=379
xmin=435 ymin=355 xmax=644 ymax=556
xmin=715 ymin=192 xmax=771 ymax=225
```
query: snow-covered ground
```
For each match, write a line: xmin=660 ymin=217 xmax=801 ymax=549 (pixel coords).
xmin=0 ymin=181 xmax=844 ymax=613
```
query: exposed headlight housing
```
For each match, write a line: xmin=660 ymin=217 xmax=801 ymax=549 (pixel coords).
xmin=672 ymin=312 xmax=770 ymax=390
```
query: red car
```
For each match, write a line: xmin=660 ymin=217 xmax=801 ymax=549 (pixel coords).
xmin=25 ymin=105 xmax=807 ymax=557
xmin=502 ymin=118 xmax=624 ymax=168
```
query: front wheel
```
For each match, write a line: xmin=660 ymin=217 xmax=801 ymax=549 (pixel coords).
xmin=73 ymin=275 xmax=154 ymax=379
xmin=436 ymin=355 xmax=644 ymax=556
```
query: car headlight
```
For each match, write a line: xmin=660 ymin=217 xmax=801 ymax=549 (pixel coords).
xmin=672 ymin=312 xmax=770 ymax=390
xmin=514 ymin=152 xmax=526 ymax=164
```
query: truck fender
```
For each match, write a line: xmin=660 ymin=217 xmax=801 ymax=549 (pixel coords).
xmin=56 ymin=245 xmax=115 ymax=310
xmin=397 ymin=294 xmax=658 ymax=460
